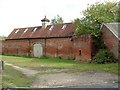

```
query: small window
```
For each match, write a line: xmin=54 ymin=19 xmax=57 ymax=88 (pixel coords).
xmin=24 ymin=28 xmax=28 ymax=33
xmin=33 ymin=28 xmax=37 ymax=32
xmin=49 ymin=25 xmax=54 ymax=31
xmin=62 ymin=24 xmax=67 ymax=30
xmin=15 ymin=29 xmax=19 ymax=33
xmin=79 ymin=49 xmax=82 ymax=55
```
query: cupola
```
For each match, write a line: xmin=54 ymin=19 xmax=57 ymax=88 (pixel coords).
xmin=41 ymin=16 xmax=50 ymax=28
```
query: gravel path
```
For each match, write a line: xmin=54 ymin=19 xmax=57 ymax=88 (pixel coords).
xmin=31 ymin=71 xmax=118 ymax=88
xmin=5 ymin=63 xmax=38 ymax=77
xmin=5 ymin=62 xmax=119 ymax=88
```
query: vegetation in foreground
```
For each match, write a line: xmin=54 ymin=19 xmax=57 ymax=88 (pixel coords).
xmin=91 ymin=49 xmax=117 ymax=64
xmin=1 ymin=55 xmax=118 ymax=74
xmin=3 ymin=65 xmax=34 ymax=87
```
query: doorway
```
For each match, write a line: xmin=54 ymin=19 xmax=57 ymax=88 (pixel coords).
xmin=33 ymin=43 xmax=43 ymax=58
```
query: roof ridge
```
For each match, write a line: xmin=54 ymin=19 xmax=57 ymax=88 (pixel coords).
xmin=104 ymin=22 xmax=120 ymax=24
xmin=14 ymin=22 xmax=73 ymax=29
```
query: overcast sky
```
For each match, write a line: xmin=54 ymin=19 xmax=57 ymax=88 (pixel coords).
xmin=0 ymin=0 xmax=119 ymax=36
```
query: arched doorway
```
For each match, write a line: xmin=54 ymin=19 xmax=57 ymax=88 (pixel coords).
xmin=33 ymin=43 xmax=43 ymax=58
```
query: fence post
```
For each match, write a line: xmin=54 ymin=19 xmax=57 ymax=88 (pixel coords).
xmin=0 ymin=60 xmax=4 ymax=89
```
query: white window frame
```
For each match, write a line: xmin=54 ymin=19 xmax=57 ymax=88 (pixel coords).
xmin=24 ymin=28 xmax=28 ymax=33
xmin=49 ymin=25 xmax=54 ymax=31
xmin=62 ymin=24 xmax=67 ymax=30
xmin=15 ymin=29 xmax=19 ymax=33
xmin=33 ymin=28 xmax=37 ymax=32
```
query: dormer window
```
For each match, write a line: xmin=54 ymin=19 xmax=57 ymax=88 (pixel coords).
xmin=15 ymin=29 xmax=19 ymax=33
xmin=49 ymin=25 xmax=54 ymax=31
xmin=24 ymin=28 xmax=28 ymax=33
xmin=33 ymin=28 xmax=37 ymax=32
xmin=62 ymin=24 xmax=67 ymax=30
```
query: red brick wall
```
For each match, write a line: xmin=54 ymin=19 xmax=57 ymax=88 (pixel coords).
xmin=73 ymin=35 xmax=93 ymax=61
xmin=2 ymin=40 xmax=30 ymax=56
xmin=101 ymin=25 xmax=119 ymax=59
xmin=46 ymin=38 xmax=74 ymax=59
xmin=0 ymin=40 xmax=3 ymax=54
xmin=2 ymin=35 xmax=93 ymax=61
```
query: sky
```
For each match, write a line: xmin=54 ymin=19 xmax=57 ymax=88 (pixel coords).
xmin=0 ymin=0 xmax=119 ymax=36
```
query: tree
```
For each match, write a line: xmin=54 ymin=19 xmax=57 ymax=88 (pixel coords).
xmin=74 ymin=2 xmax=119 ymax=37
xmin=0 ymin=36 xmax=7 ymax=40
xmin=73 ymin=18 xmax=91 ymax=35
xmin=51 ymin=15 xmax=64 ymax=25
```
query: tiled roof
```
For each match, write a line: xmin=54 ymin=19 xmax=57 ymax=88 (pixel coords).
xmin=101 ymin=22 xmax=120 ymax=40
xmin=7 ymin=23 xmax=75 ymax=39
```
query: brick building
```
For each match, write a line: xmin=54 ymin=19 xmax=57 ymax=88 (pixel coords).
xmin=100 ymin=23 xmax=120 ymax=59
xmin=1 ymin=16 xmax=94 ymax=61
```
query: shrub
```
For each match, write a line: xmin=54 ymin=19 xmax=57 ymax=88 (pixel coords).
xmin=91 ymin=49 xmax=116 ymax=64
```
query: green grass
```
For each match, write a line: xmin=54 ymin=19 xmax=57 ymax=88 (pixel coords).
xmin=0 ymin=55 xmax=118 ymax=87
xmin=1 ymin=55 xmax=118 ymax=74
xmin=2 ymin=65 xmax=34 ymax=87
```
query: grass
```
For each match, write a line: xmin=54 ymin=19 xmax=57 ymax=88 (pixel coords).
xmin=2 ymin=65 xmax=34 ymax=87
xmin=0 ymin=55 xmax=118 ymax=88
xmin=1 ymin=55 xmax=118 ymax=74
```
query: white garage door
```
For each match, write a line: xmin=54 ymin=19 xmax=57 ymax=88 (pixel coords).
xmin=33 ymin=43 xmax=43 ymax=58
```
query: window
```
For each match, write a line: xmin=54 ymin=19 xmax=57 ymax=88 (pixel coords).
xmin=15 ymin=29 xmax=19 ymax=33
xmin=62 ymin=24 xmax=67 ymax=30
xmin=24 ymin=28 xmax=28 ymax=33
xmin=79 ymin=49 xmax=82 ymax=55
xmin=49 ymin=25 xmax=54 ymax=31
xmin=33 ymin=28 xmax=37 ymax=32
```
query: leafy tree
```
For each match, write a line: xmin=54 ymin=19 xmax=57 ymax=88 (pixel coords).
xmin=74 ymin=2 xmax=119 ymax=37
xmin=73 ymin=18 xmax=91 ymax=35
xmin=0 ymin=36 xmax=7 ymax=40
xmin=51 ymin=15 xmax=64 ymax=25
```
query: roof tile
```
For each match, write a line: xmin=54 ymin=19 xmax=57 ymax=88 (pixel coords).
xmin=7 ymin=23 xmax=75 ymax=39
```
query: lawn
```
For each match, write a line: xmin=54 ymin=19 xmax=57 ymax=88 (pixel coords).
xmin=2 ymin=65 xmax=34 ymax=87
xmin=1 ymin=55 xmax=118 ymax=74
xmin=0 ymin=55 xmax=118 ymax=87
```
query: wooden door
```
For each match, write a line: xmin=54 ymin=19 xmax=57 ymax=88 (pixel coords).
xmin=33 ymin=43 xmax=43 ymax=58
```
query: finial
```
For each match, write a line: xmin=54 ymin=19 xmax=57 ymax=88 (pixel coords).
xmin=41 ymin=16 xmax=50 ymax=22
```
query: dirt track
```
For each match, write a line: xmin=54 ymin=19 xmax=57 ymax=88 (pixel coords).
xmin=31 ymin=71 xmax=118 ymax=88
xmin=5 ymin=63 xmax=119 ymax=88
xmin=5 ymin=63 xmax=38 ymax=77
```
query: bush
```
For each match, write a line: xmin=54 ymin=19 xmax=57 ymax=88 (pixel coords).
xmin=91 ymin=49 xmax=116 ymax=64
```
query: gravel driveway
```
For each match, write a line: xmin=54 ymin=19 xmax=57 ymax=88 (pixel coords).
xmin=31 ymin=71 xmax=118 ymax=88
xmin=5 ymin=62 xmax=119 ymax=88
